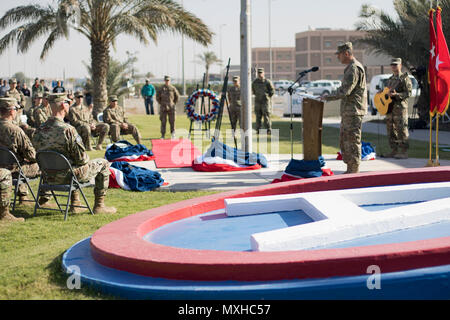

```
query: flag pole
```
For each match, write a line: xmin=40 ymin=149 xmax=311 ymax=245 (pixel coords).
xmin=427 ymin=113 xmax=434 ymax=167
xmin=435 ymin=113 xmax=440 ymax=166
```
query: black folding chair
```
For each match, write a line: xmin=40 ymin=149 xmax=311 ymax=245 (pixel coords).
xmin=34 ymin=150 xmax=93 ymax=221
xmin=0 ymin=146 xmax=37 ymax=213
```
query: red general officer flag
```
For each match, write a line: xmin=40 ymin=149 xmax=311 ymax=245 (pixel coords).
xmin=429 ymin=9 xmax=438 ymax=115
xmin=435 ymin=6 xmax=450 ymax=116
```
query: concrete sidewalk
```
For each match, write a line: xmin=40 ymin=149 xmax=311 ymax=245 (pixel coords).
xmin=133 ymin=153 xmax=450 ymax=191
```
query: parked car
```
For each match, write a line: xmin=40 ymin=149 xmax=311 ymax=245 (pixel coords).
xmin=299 ymin=80 xmax=337 ymax=96
xmin=273 ymin=79 xmax=293 ymax=90
xmin=368 ymin=74 xmax=420 ymax=115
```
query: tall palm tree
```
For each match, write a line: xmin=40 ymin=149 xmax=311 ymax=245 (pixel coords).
xmin=196 ymin=51 xmax=222 ymax=87
xmin=356 ymin=0 xmax=450 ymax=121
xmin=0 ymin=0 xmax=213 ymax=117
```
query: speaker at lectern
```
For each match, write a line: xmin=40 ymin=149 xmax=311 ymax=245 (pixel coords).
xmin=302 ymin=98 xmax=324 ymax=161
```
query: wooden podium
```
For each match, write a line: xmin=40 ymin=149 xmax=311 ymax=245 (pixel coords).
xmin=302 ymin=98 xmax=324 ymax=161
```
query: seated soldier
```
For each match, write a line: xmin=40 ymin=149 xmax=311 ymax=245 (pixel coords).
xmin=0 ymin=97 xmax=52 ymax=207
xmin=68 ymin=91 xmax=109 ymax=151
xmin=33 ymin=92 xmax=52 ymax=128
xmin=0 ymin=168 xmax=24 ymax=222
xmin=33 ymin=93 xmax=116 ymax=215
xmin=26 ymin=93 xmax=44 ymax=128
xmin=103 ymin=95 xmax=142 ymax=144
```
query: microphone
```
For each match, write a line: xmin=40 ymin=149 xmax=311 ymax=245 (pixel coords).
xmin=299 ymin=66 xmax=319 ymax=76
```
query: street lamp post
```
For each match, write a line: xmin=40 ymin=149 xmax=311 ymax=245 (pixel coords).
xmin=181 ymin=0 xmax=186 ymax=95
xmin=241 ymin=0 xmax=252 ymax=153
xmin=268 ymin=0 xmax=272 ymax=81
xmin=219 ymin=24 xmax=227 ymax=78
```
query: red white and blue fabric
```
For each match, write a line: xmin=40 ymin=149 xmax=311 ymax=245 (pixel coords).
xmin=105 ymin=140 xmax=155 ymax=162
xmin=185 ymin=89 xmax=221 ymax=122
xmin=336 ymin=141 xmax=376 ymax=161
xmin=272 ymin=156 xmax=333 ymax=184
xmin=108 ymin=161 xmax=165 ymax=192
xmin=192 ymin=140 xmax=268 ymax=172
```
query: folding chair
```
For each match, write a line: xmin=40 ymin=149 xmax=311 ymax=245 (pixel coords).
xmin=34 ymin=150 xmax=93 ymax=221
xmin=0 ymin=146 xmax=37 ymax=213
xmin=95 ymin=112 xmax=114 ymax=145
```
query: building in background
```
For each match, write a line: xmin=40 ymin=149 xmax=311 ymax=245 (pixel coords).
xmin=295 ymin=28 xmax=391 ymax=82
xmin=252 ymin=47 xmax=296 ymax=81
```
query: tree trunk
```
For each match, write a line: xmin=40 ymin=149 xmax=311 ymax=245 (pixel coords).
xmin=91 ymin=39 xmax=110 ymax=119
xmin=205 ymin=65 xmax=210 ymax=88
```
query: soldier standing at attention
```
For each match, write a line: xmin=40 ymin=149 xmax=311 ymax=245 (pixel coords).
xmin=33 ymin=93 xmax=116 ymax=215
xmin=69 ymin=91 xmax=110 ymax=151
xmin=0 ymin=168 xmax=24 ymax=222
xmin=227 ymin=76 xmax=242 ymax=131
xmin=7 ymin=78 xmax=35 ymax=139
xmin=156 ymin=76 xmax=179 ymax=139
xmin=382 ymin=58 xmax=412 ymax=159
xmin=323 ymin=42 xmax=367 ymax=174
xmin=103 ymin=95 xmax=142 ymax=144
xmin=252 ymin=68 xmax=275 ymax=135
xmin=0 ymin=97 xmax=52 ymax=207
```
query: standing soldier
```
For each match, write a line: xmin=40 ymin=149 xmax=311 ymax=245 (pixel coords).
xmin=69 ymin=91 xmax=110 ymax=151
xmin=33 ymin=93 xmax=116 ymax=215
xmin=323 ymin=42 xmax=367 ymax=174
xmin=252 ymin=68 xmax=275 ymax=134
xmin=382 ymin=58 xmax=412 ymax=159
xmin=227 ymin=76 xmax=242 ymax=131
xmin=0 ymin=168 xmax=24 ymax=222
xmin=7 ymin=79 xmax=35 ymax=139
xmin=156 ymin=76 xmax=180 ymax=139
xmin=0 ymin=97 xmax=51 ymax=207
xmin=103 ymin=95 xmax=142 ymax=144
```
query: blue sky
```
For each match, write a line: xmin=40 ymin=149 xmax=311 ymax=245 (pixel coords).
xmin=0 ymin=0 xmax=396 ymax=81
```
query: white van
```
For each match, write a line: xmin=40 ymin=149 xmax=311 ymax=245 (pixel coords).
xmin=368 ymin=74 xmax=420 ymax=115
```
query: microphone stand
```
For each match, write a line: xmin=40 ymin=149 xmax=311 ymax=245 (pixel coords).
xmin=287 ymin=72 xmax=308 ymax=160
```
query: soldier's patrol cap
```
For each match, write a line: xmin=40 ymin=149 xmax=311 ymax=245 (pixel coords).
xmin=391 ymin=58 xmax=402 ymax=65
xmin=48 ymin=93 xmax=71 ymax=104
xmin=257 ymin=68 xmax=264 ymax=73
xmin=74 ymin=91 xmax=84 ymax=98
xmin=164 ymin=76 xmax=170 ymax=81
xmin=9 ymin=78 xmax=17 ymax=84
xmin=109 ymin=95 xmax=118 ymax=102
xmin=335 ymin=42 xmax=353 ymax=54
xmin=233 ymin=76 xmax=240 ymax=81
xmin=33 ymin=93 xmax=44 ymax=99
xmin=0 ymin=97 xmax=19 ymax=110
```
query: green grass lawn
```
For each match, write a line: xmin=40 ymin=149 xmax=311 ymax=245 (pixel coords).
xmin=0 ymin=113 xmax=445 ymax=300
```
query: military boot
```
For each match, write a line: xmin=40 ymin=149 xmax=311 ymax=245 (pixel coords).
xmin=0 ymin=205 xmax=24 ymax=222
xmin=93 ymin=195 xmax=117 ymax=215
xmin=95 ymin=133 xmax=106 ymax=150
xmin=38 ymin=196 xmax=58 ymax=209
xmin=394 ymin=148 xmax=408 ymax=159
xmin=344 ymin=163 xmax=360 ymax=174
xmin=69 ymin=191 xmax=86 ymax=213
xmin=18 ymin=195 xmax=34 ymax=207
xmin=381 ymin=148 xmax=397 ymax=158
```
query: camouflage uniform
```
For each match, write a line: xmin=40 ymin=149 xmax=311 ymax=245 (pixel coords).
xmin=103 ymin=96 xmax=141 ymax=144
xmin=69 ymin=101 xmax=110 ymax=150
xmin=156 ymin=77 xmax=180 ymax=137
xmin=228 ymin=77 xmax=242 ymax=130
xmin=7 ymin=87 xmax=35 ymax=139
xmin=33 ymin=116 xmax=111 ymax=198
xmin=325 ymin=43 xmax=367 ymax=172
xmin=0 ymin=168 xmax=11 ymax=208
xmin=33 ymin=103 xmax=52 ymax=128
xmin=385 ymin=68 xmax=412 ymax=156
xmin=252 ymin=69 xmax=275 ymax=132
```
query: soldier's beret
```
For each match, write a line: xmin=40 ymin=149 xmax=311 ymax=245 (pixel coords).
xmin=48 ymin=93 xmax=70 ymax=104
xmin=335 ymin=42 xmax=353 ymax=54
xmin=233 ymin=76 xmax=240 ymax=81
xmin=164 ymin=76 xmax=170 ymax=81
xmin=9 ymin=78 xmax=17 ymax=84
xmin=0 ymin=97 xmax=18 ymax=110
xmin=257 ymin=68 xmax=264 ymax=73
xmin=391 ymin=58 xmax=402 ymax=65
xmin=74 ymin=91 xmax=84 ymax=98
xmin=109 ymin=95 xmax=118 ymax=102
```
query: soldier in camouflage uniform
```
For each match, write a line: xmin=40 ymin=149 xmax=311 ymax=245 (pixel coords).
xmin=323 ymin=42 xmax=367 ymax=174
xmin=33 ymin=92 xmax=52 ymax=128
xmin=26 ymin=93 xmax=43 ymax=127
xmin=33 ymin=93 xmax=116 ymax=215
xmin=68 ymin=91 xmax=110 ymax=151
xmin=0 ymin=97 xmax=51 ymax=206
xmin=0 ymin=168 xmax=24 ymax=222
xmin=227 ymin=76 xmax=242 ymax=131
xmin=382 ymin=58 xmax=412 ymax=159
xmin=103 ymin=95 xmax=141 ymax=144
xmin=7 ymin=78 xmax=35 ymax=139
xmin=252 ymin=68 xmax=275 ymax=134
xmin=156 ymin=76 xmax=180 ymax=139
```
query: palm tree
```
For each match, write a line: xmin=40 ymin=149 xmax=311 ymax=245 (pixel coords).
xmin=0 ymin=0 xmax=213 ymax=117
xmin=356 ymin=0 xmax=450 ymax=122
xmin=196 ymin=51 xmax=222 ymax=87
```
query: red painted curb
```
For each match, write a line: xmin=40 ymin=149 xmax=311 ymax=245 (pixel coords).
xmin=91 ymin=167 xmax=450 ymax=281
